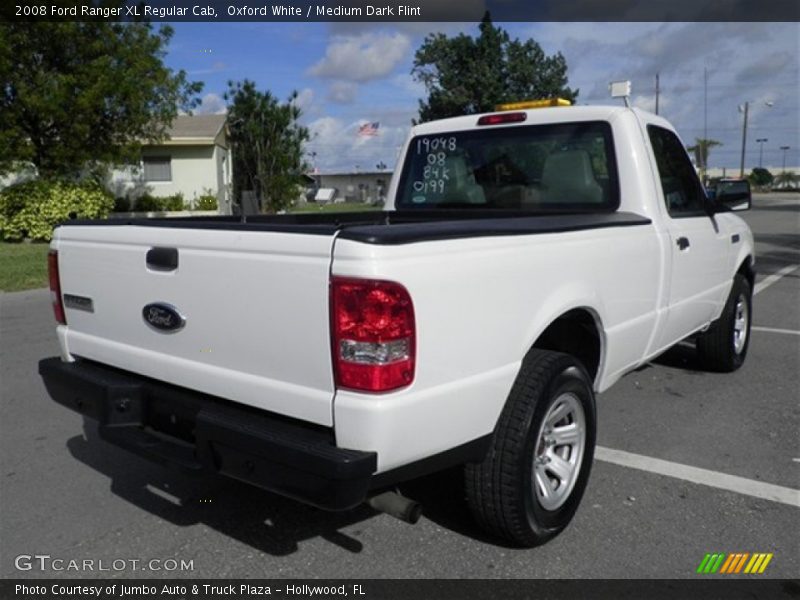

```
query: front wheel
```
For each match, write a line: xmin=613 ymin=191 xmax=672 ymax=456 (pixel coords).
xmin=465 ymin=350 xmax=596 ymax=547
xmin=696 ymin=273 xmax=752 ymax=372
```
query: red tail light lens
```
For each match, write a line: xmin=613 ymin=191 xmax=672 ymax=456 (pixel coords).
xmin=477 ymin=112 xmax=527 ymax=126
xmin=331 ymin=277 xmax=415 ymax=392
xmin=48 ymin=250 xmax=66 ymax=325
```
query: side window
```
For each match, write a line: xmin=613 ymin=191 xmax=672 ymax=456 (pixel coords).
xmin=647 ymin=126 xmax=705 ymax=217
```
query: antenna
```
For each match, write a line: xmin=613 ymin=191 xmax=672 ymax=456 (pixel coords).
xmin=609 ymin=80 xmax=632 ymax=108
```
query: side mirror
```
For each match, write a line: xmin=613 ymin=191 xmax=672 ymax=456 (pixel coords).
xmin=714 ymin=181 xmax=751 ymax=212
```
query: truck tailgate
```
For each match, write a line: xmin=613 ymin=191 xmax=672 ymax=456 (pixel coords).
xmin=54 ymin=224 xmax=336 ymax=426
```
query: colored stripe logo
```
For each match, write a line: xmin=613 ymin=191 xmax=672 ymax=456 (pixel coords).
xmin=696 ymin=553 xmax=773 ymax=574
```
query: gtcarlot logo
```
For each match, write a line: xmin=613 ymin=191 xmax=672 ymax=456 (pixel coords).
xmin=696 ymin=552 xmax=774 ymax=574
xmin=14 ymin=554 xmax=194 ymax=572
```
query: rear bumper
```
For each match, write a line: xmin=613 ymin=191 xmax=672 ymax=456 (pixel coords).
xmin=39 ymin=357 xmax=377 ymax=510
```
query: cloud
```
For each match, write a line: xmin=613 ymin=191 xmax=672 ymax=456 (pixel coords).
xmin=305 ymin=112 xmax=413 ymax=172
xmin=735 ymin=51 xmax=797 ymax=84
xmin=197 ymin=93 xmax=226 ymax=115
xmin=292 ymin=87 xmax=315 ymax=111
xmin=188 ymin=60 xmax=227 ymax=76
xmin=308 ymin=32 xmax=412 ymax=82
xmin=327 ymin=81 xmax=358 ymax=104
xmin=391 ymin=74 xmax=427 ymax=100
xmin=553 ymin=22 xmax=798 ymax=168
xmin=632 ymin=93 xmax=670 ymax=114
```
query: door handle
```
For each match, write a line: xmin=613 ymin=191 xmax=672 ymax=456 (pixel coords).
xmin=676 ymin=237 xmax=690 ymax=251
xmin=146 ymin=247 xmax=178 ymax=271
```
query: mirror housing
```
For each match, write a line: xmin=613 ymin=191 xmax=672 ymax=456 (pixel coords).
xmin=707 ymin=179 xmax=751 ymax=212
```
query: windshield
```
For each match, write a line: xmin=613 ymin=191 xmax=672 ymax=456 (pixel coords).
xmin=396 ymin=121 xmax=619 ymax=211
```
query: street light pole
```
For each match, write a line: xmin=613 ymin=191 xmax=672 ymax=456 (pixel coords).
xmin=756 ymin=138 xmax=768 ymax=168
xmin=780 ymin=146 xmax=790 ymax=173
xmin=739 ymin=102 xmax=749 ymax=178
xmin=739 ymin=100 xmax=774 ymax=178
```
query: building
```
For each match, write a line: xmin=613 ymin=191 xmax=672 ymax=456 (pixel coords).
xmin=310 ymin=169 xmax=392 ymax=205
xmin=109 ymin=114 xmax=232 ymax=213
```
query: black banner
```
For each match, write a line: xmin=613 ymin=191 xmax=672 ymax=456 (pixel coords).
xmin=3 ymin=579 xmax=800 ymax=600
xmin=4 ymin=0 xmax=799 ymax=23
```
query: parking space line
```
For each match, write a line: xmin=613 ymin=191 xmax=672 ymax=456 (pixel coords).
xmin=595 ymin=446 xmax=800 ymax=508
xmin=754 ymin=264 xmax=799 ymax=295
xmin=752 ymin=326 xmax=800 ymax=336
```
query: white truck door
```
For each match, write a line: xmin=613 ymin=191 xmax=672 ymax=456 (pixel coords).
xmin=646 ymin=125 xmax=731 ymax=349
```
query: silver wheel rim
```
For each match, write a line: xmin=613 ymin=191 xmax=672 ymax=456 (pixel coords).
xmin=532 ymin=392 xmax=586 ymax=511
xmin=733 ymin=293 xmax=749 ymax=355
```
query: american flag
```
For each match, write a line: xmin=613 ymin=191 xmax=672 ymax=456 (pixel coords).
xmin=357 ymin=122 xmax=380 ymax=137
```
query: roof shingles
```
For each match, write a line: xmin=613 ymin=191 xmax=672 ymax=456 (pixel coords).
xmin=166 ymin=114 xmax=227 ymax=139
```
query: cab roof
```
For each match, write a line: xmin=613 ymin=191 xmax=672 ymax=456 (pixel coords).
xmin=411 ymin=105 xmax=652 ymax=136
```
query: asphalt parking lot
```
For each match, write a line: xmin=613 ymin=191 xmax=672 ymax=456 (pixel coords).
xmin=1 ymin=193 xmax=798 ymax=580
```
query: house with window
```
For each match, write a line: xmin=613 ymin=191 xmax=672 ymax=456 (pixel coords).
xmin=109 ymin=114 xmax=232 ymax=213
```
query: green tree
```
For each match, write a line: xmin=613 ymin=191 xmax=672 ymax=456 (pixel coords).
xmin=411 ymin=13 xmax=578 ymax=122
xmin=224 ymin=80 xmax=310 ymax=214
xmin=686 ymin=138 xmax=722 ymax=179
xmin=748 ymin=167 xmax=774 ymax=189
xmin=0 ymin=18 xmax=202 ymax=178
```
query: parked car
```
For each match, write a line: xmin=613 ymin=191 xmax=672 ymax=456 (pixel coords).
xmin=40 ymin=102 xmax=754 ymax=546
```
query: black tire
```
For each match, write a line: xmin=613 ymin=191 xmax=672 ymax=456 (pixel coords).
xmin=696 ymin=274 xmax=752 ymax=372
xmin=464 ymin=349 xmax=596 ymax=547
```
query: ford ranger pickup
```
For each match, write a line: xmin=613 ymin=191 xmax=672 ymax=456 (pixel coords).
xmin=39 ymin=104 xmax=755 ymax=546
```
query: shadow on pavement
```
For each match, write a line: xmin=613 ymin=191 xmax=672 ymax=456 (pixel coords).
xmin=65 ymin=420 xmax=501 ymax=555
xmin=66 ymin=420 xmax=377 ymax=557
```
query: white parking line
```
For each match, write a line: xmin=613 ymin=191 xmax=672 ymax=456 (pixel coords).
xmin=752 ymin=326 xmax=800 ymax=336
xmin=595 ymin=446 xmax=800 ymax=508
xmin=754 ymin=264 xmax=799 ymax=295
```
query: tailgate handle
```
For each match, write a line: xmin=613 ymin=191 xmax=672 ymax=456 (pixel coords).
xmin=146 ymin=247 xmax=178 ymax=271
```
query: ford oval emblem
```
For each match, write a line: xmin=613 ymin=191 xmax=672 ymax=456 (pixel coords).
xmin=142 ymin=302 xmax=186 ymax=333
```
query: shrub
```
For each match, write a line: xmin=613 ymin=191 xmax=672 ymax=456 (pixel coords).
xmin=195 ymin=193 xmax=218 ymax=211
xmin=0 ymin=180 xmax=114 ymax=241
xmin=132 ymin=192 xmax=184 ymax=212
xmin=162 ymin=193 xmax=185 ymax=211
xmin=113 ymin=196 xmax=130 ymax=212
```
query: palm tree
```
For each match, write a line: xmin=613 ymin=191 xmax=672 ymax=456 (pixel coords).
xmin=687 ymin=138 xmax=722 ymax=181
xmin=773 ymin=170 xmax=798 ymax=190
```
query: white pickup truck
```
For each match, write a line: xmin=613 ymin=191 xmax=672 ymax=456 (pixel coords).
xmin=40 ymin=103 xmax=755 ymax=546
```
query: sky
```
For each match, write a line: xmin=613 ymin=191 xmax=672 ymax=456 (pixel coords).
xmin=164 ymin=21 xmax=799 ymax=173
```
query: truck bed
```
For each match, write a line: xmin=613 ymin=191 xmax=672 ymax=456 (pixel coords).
xmin=65 ymin=209 xmax=651 ymax=244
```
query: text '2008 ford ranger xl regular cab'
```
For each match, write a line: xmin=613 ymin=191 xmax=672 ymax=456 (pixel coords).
xmin=40 ymin=102 xmax=754 ymax=546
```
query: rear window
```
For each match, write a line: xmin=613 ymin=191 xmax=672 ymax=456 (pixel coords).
xmin=396 ymin=121 xmax=619 ymax=211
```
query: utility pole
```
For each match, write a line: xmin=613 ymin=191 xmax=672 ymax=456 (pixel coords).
xmin=780 ymin=146 xmax=790 ymax=172
xmin=739 ymin=101 xmax=749 ymax=178
xmin=756 ymin=138 xmax=768 ymax=168
xmin=703 ymin=66 xmax=708 ymax=141
xmin=655 ymin=73 xmax=660 ymax=115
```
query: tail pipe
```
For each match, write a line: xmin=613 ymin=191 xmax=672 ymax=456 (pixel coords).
xmin=366 ymin=491 xmax=422 ymax=524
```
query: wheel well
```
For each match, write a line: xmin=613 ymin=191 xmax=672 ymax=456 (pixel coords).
xmin=737 ymin=256 xmax=755 ymax=290
xmin=532 ymin=309 xmax=602 ymax=381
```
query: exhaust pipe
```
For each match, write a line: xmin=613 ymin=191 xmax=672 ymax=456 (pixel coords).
xmin=367 ymin=491 xmax=422 ymax=524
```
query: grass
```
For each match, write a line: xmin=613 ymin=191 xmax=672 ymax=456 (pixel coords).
xmin=0 ymin=242 xmax=50 ymax=292
xmin=288 ymin=202 xmax=383 ymax=214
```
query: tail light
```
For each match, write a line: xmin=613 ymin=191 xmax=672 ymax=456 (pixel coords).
xmin=331 ymin=277 xmax=415 ymax=392
xmin=477 ymin=112 xmax=527 ymax=126
xmin=48 ymin=250 xmax=66 ymax=325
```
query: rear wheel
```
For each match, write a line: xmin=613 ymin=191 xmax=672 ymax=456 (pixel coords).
xmin=696 ymin=274 xmax=752 ymax=372
xmin=465 ymin=350 xmax=596 ymax=547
